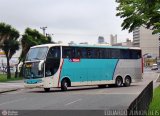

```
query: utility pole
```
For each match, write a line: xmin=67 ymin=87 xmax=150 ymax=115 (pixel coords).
xmin=40 ymin=26 xmax=47 ymax=36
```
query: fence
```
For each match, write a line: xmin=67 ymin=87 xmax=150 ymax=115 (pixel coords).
xmin=127 ymin=81 xmax=153 ymax=116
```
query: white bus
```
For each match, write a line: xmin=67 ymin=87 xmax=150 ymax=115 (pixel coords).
xmin=23 ymin=44 xmax=143 ymax=92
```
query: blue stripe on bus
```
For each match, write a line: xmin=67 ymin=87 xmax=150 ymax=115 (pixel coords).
xmin=60 ymin=59 xmax=119 ymax=82
xmin=24 ymin=79 xmax=42 ymax=84
xmin=112 ymin=59 xmax=119 ymax=79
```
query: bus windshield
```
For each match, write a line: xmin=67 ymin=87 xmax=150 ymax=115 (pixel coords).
xmin=24 ymin=61 xmax=44 ymax=79
xmin=26 ymin=47 xmax=48 ymax=61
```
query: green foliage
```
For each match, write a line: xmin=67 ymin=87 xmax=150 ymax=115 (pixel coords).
xmin=0 ymin=74 xmax=22 ymax=82
xmin=116 ymin=0 xmax=160 ymax=34
xmin=0 ymin=22 xmax=20 ymax=79
xmin=20 ymin=28 xmax=52 ymax=61
xmin=148 ymin=86 xmax=160 ymax=115
xmin=1 ymin=39 xmax=20 ymax=59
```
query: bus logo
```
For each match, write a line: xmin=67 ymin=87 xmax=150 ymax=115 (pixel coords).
xmin=69 ymin=58 xmax=80 ymax=62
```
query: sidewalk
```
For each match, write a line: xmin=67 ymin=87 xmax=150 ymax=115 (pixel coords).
xmin=0 ymin=80 xmax=24 ymax=93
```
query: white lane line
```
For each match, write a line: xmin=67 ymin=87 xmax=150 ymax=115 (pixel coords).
xmin=65 ymin=99 xmax=82 ymax=106
xmin=0 ymin=98 xmax=26 ymax=106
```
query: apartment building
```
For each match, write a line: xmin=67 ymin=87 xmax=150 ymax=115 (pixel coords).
xmin=133 ymin=27 xmax=159 ymax=57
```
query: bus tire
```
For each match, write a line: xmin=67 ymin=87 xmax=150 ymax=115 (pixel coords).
xmin=44 ymin=88 xmax=50 ymax=92
xmin=98 ymin=85 xmax=106 ymax=88
xmin=61 ymin=79 xmax=68 ymax=91
xmin=124 ymin=76 xmax=131 ymax=87
xmin=115 ymin=76 xmax=123 ymax=87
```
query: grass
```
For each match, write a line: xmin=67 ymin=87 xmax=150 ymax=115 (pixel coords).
xmin=0 ymin=74 xmax=22 ymax=82
xmin=148 ymin=86 xmax=160 ymax=116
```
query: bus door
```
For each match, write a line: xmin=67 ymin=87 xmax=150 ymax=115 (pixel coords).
xmin=45 ymin=46 xmax=60 ymax=77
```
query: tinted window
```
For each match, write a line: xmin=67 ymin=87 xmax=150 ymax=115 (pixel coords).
xmin=110 ymin=49 xmax=120 ymax=59
xmin=45 ymin=46 xmax=61 ymax=77
xmin=86 ymin=48 xmax=95 ymax=58
xmin=62 ymin=47 xmax=75 ymax=58
xmin=62 ymin=46 xmax=141 ymax=59
xmin=104 ymin=49 xmax=111 ymax=58
xmin=47 ymin=47 xmax=60 ymax=58
xmin=130 ymin=50 xmax=141 ymax=59
xmin=120 ymin=49 xmax=130 ymax=59
xmin=120 ymin=49 xmax=141 ymax=59
xmin=81 ymin=48 xmax=87 ymax=58
xmin=75 ymin=47 xmax=82 ymax=58
xmin=95 ymin=49 xmax=100 ymax=58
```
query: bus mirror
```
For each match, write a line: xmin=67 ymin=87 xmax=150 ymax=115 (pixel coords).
xmin=17 ymin=62 xmax=23 ymax=72
xmin=38 ymin=60 xmax=44 ymax=71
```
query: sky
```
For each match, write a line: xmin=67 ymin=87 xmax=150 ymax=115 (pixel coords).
xmin=0 ymin=0 xmax=132 ymax=44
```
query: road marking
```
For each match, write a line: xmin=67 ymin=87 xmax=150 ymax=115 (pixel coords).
xmin=65 ymin=99 xmax=82 ymax=106
xmin=0 ymin=98 xmax=26 ymax=106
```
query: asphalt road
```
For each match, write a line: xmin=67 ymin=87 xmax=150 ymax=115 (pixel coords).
xmin=0 ymin=70 xmax=159 ymax=116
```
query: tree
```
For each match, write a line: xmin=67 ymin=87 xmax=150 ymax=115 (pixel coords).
xmin=0 ymin=23 xmax=20 ymax=79
xmin=20 ymin=28 xmax=52 ymax=62
xmin=19 ymin=28 xmax=52 ymax=76
xmin=116 ymin=0 xmax=160 ymax=34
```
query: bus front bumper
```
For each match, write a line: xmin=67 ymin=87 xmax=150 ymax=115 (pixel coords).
xmin=24 ymin=83 xmax=44 ymax=88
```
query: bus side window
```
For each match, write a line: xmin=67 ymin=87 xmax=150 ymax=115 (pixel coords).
xmin=105 ymin=49 xmax=111 ymax=58
xmin=111 ymin=49 xmax=120 ymax=59
xmin=130 ymin=50 xmax=141 ymax=59
xmin=91 ymin=48 xmax=96 ymax=58
xmin=81 ymin=48 xmax=87 ymax=58
xmin=75 ymin=48 xmax=82 ymax=58
xmin=45 ymin=47 xmax=60 ymax=77
xmin=121 ymin=49 xmax=130 ymax=59
xmin=62 ymin=47 xmax=75 ymax=58
xmin=95 ymin=49 xmax=100 ymax=58
xmin=137 ymin=50 xmax=141 ymax=58
xmin=48 ymin=47 xmax=60 ymax=58
xmin=86 ymin=48 xmax=95 ymax=58
xmin=87 ymin=48 xmax=91 ymax=58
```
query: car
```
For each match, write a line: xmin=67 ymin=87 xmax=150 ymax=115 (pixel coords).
xmin=151 ymin=64 xmax=158 ymax=70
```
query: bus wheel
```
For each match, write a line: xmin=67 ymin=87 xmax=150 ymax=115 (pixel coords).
xmin=61 ymin=79 xmax=68 ymax=91
xmin=98 ymin=85 xmax=106 ymax=88
xmin=44 ymin=88 xmax=50 ymax=92
xmin=115 ymin=76 xmax=123 ymax=87
xmin=124 ymin=76 xmax=131 ymax=87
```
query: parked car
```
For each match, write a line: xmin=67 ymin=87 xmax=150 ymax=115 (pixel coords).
xmin=151 ymin=64 xmax=158 ymax=70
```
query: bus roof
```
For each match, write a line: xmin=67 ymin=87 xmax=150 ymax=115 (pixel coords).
xmin=31 ymin=44 xmax=141 ymax=50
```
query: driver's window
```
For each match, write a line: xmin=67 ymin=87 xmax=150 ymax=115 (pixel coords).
xmin=47 ymin=47 xmax=60 ymax=58
xmin=45 ymin=47 xmax=60 ymax=77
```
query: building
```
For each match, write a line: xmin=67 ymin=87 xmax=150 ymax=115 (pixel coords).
xmin=133 ymin=26 xmax=159 ymax=57
xmin=110 ymin=34 xmax=117 ymax=46
xmin=79 ymin=42 xmax=88 ymax=45
xmin=112 ymin=38 xmax=133 ymax=47
xmin=98 ymin=36 xmax=105 ymax=44
xmin=68 ymin=41 xmax=76 ymax=45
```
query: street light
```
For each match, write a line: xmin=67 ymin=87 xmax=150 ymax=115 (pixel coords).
xmin=40 ymin=26 xmax=47 ymax=35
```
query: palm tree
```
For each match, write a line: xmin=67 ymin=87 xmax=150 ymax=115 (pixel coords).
xmin=0 ymin=22 xmax=20 ymax=79
xmin=19 ymin=28 xmax=52 ymax=76
xmin=0 ymin=23 xmax=12 ymax=44
xmin=20 ymin=28 xmax=52 ymax=61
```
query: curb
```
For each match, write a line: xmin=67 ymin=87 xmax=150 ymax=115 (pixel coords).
xmin=0 ymin=88 xmax=20 ymax=94
xmin=156 ymin=74 xmax=160 ymax=82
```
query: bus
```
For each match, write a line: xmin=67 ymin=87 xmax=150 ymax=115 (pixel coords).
xmin=23 ymin=44 xmax=143 ymax=92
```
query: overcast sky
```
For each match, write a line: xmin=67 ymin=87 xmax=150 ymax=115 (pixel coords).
xmin=0 ymin=0 xmax=132 ymax=44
